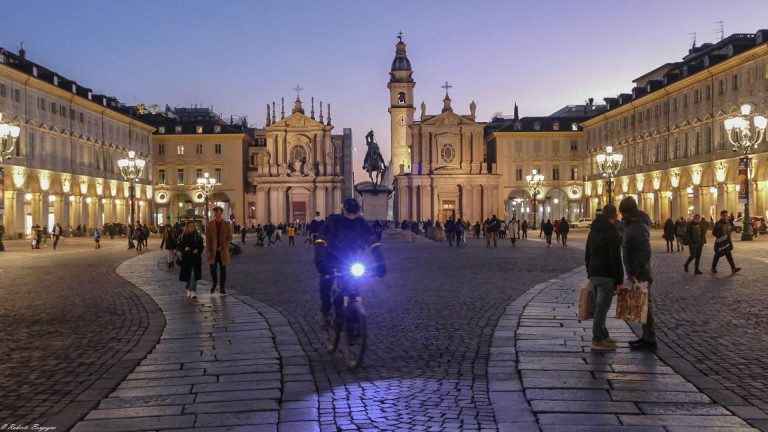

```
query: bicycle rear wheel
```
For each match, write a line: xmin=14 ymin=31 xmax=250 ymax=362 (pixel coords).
xmin=341 ymin=301 xmax=367 ymax=369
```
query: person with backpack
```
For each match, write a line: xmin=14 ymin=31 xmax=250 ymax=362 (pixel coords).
xmin=542 ymin=219 xmax=554 ymax=247
xmin=711 ymin=210 xmax=741 ymax=274
xmin=559 ymin=217 xmax=570 ymax=247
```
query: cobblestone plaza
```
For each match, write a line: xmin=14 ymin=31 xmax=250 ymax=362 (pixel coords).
xmin=1 ymin=230 xmax=767 ymax=431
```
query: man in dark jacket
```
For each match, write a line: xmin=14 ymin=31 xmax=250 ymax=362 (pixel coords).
xmin=444 ymin=218 xmax=456 ymax=247
xmin=585 ymin=204 xmax=624 ymax=352
xmin=711 ymin=210 xmax=741 ymax=274
xmin=663 ymin=218 xmax=675 ymax=252
xmin=485 ymin=215 xmax=501 ymax=247
xmin=684 ymin=214 xmax=706 ymax=274
xmin=619 ymin=196 xmax=656 ymax=350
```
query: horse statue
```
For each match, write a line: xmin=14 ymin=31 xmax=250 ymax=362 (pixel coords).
xmin=362 ymin=130 xmax=387 ymax=185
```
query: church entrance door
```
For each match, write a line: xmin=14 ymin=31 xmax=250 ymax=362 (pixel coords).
xmin=441 ymin=200 xmax=456 ymax=223
xmin=291 ymin=201 xmax=307 ymax=223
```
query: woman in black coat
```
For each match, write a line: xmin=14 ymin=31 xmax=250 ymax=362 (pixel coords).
xmin=177 ymin=222 xmax=204 ymax=298
xmin=662 ymin=218 xmax=676 ymax=252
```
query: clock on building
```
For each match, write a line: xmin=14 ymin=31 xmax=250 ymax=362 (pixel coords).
xmin=397 ymin=114 xmax=407 ymax=126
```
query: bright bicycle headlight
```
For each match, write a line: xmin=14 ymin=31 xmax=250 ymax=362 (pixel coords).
xmin=350 ymin=263 xmax=366 ymax=277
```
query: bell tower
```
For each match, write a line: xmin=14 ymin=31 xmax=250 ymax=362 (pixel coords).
xmin=387 ymin=33 xmax=415 ymax=175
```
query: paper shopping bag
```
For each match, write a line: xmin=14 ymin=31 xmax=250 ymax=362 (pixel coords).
xmin=615 ymin=281 xmax=649 ymax=324
xmin=577 ymin=280 xmax=595 ymax=320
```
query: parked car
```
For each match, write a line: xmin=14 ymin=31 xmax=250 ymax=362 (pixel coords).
xmin=570 ymin=218 xmax=593 ymax=228
xmin=732 ymin=216 xmax=766 ymax=234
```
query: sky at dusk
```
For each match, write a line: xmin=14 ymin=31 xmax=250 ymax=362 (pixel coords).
xmin=3 ymin=1 xmax=767 ymax=178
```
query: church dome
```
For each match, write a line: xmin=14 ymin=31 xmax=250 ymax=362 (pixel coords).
xmin=391 ymin=41 xmax=412 ymax=72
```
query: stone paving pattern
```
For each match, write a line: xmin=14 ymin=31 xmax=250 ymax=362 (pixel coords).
xmin=0 ymin=238 xmax=163 ymax=430
xmin=490 ymin=266 xmax=757 ymax=431
xmin=71 ymin=250 xmax=317 ymax=432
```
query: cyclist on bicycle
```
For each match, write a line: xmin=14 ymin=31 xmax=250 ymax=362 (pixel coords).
xmin=314 ymin=197 xmax=386 ymax=320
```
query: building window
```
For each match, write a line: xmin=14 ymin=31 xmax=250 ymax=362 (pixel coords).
xmin=571 ymin=167 xmax=578 ymax=180
xmin=177 ymin=169 xmax=184 ymax=185
xmin=440 ymin=144 xmax=456 ymax=163
xmin=214 ymin=125 xmax=221 ymax=133
xmin=514 ymin=122 xmax=522 ymax=131
xmin=196 ymin=125 xmax=204 ymax=134
xmin=50 ymin=102 xmax=56 ymax=113
xmin=39 ymin=97 xmax=47 ymax=111
xmin=214 ymin=168 xmax=222 ymax=183
xmin=158 ymin=126 xmax=166 ymax=134
xmin=158 ymin=143 xmax=165 ymax=155
xmin=214 ymin=143 xmax=222 ymax=154
xmin=196 ymin=144 xmax=203 ymax=154
xmin=177 ymin=145 xmax=184 ymax=155
xmin=718 ymin=79 xmax=726 ymax=95
xmin=290 ymin=145 xmax=307 ymax=162
xmin=570 ymin=140 xmax=578 ymax=152
xmin=705 ymin=85 xmax=711 ymax=100
xmin=60 ymin=105 xmax=66 ymax=117
xmin=552 ymin=168 xmax=560 ymax=181
xmin=196 ymin=168 xmax=203 ymax=179
xmin=515 ymin=168 xmax=523 ymax=181
xmin=13 ymin=88 xmax=21 ymax=102
xmin=731 ymin=74 xmax=740 ymax=91
xmin=0 ymin=84 xmax=5 ymax=98
xmin=158 ymin=169 xmax=166 ymax=184
xmin=552 ymin=122 xmax=560 ymax=131
xmin=672 ymin=98 xmax=677 ymax=112
xmin=533 ymin=122 xmax=541 ymax=131
xmin=248 ymin=202 xmax=256 ymax=218
xmin=706 ymin=127 xmax=713 ymax=153
xmin=79 ymin=112 xmax=85 ymax=123
xmin=571 ymin=123 xmax=578 ymax=131
xmin=695 ymin=130 xmax=701 ymax=155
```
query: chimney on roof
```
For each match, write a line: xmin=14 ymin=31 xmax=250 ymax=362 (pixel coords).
xmin=588 ymin=98 xmax=594 ymax=106
xmin=18 ymin=42 xmax=26 ymax=59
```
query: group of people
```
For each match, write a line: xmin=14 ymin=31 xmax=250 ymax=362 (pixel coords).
xmin=662 ymin=212 xmax=741 ymax=274
xmin=161 ymin=206 xmax=232 ymax=298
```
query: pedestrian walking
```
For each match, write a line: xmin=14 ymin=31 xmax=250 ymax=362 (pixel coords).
xmin=473 ymin=221 xmax=481 ymax=239
xmin=559 ymin=217 xmax=570 ymax=247
xmin=206 ymin=206 xmax=232 ymax=295
xmin=553 ymin=218 xmax=561 ymax=243
xmin=127 ymin=223 xmax=135 ymax=249
xmin=619 ymin=196 xmax=657 ymax=351
xmin=508 ymin=217 xmax=519 ymax=246
xmin=485 ymin=215 xmax=501 ymax=247
xmin=265 ymin=222 xmax=276 ymax=246
xmin=445 ymin=218 xmax=456 ymax=247
xmin=162 ymin=225 xmax=178 ymax=269
xmin=711 ymin=210 xmax=741 ymax=274
xmin=135 ymin=224 xmax=144 ymax=252
xmin=52 ymin=222 xmax=63 ymax=250
xmin=585 ymin=204 xmax=624 ymax=352
xmin=674 ymin=217 xmax=686 ymax=252
xmin=94 ymin=230 xmax=101 ymax=249
xmin=35 ymin=225 xmax=43 ymax=249
xmin=542 ymin=219 xmax=554 ymax=247
xmin=684 ymin=214 xmax=706 ymax=274
xmin=662 ymin=218 xmax=675 ymax=252
xmin=178 ymin=222 xmax=204 ymax=298
xmin=287 ymin=224 xmax=296 ymax=246
xmin=240 ymin=226 xmax=247 ymax=244
xmin=455 ymin=218 xmax=466 ymax=247
xmin=521 ymin=220 xmax=529 ymax=239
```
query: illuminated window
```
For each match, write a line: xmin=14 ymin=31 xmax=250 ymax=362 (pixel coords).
xmin=177 ymin=145 xmax=184 ymax=155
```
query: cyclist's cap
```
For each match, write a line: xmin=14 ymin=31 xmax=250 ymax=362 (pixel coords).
xmin=343 ymin=197 xmax=361 ymax=214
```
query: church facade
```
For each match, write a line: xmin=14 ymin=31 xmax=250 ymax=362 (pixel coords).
xmin=389 ymin=39 xmax=501 ymax=224
xmin=247 ymin=96 xmax=353 ymax=225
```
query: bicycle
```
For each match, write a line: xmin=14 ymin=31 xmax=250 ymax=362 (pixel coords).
xmin=323 ymin=261 xmax=369 ymax=369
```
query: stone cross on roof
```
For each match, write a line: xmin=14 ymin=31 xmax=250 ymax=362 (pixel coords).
xmin=442 ymin=81 xmax=452 ymax=97
xmin=293 ymin=84 xmax=304 ymax=100
xmin=397 ymin=31 xmax=403 ymax=42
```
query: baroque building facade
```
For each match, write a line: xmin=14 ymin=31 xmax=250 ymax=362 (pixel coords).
xmin=390 ymin=39 xmax=500 ymax=224
xmin=0 ymin=47 xmax=153 ymax=238
xmin=486 ymin=103 xmax=606 ymax=224
xmin=135 ymin=106 xmax=254 ymax=226
xmin=246 ymin=96 xmax=353 ymax=225
xmin=582 ymin=30 xmax=768 ymax=224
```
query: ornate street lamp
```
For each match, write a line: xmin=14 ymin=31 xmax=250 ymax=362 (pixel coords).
xmin=117 ymin=150 xmax=146 ymax=227
xmin=526 ymin=169 xmax=544 ymax=230
xmin=196 ymin=172 xmax=217 ymax=223
xmin=724 ymin=103 xmax=767 ymax=241
xmin=596 ymin=145 xmax=623 ymax=205
xmin=0 ymin=114 xmax=21 ymax=159
xmin=0 ymin=114 xmax=21 ymax=252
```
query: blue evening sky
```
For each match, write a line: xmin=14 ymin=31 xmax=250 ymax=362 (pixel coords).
xmin=2 ymin=1 xmax=766 ymax=173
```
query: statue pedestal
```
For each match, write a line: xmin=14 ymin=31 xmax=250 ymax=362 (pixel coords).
xmin=355 ymin=182 xmax=393 ymax=221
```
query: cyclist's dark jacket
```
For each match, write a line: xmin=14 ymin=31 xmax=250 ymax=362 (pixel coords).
xmin=314 ymin=214 xmax=384 ymax=276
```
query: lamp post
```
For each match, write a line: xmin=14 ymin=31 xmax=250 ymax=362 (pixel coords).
xmin=196 ymin=172 xmax=216 ymax=223
xmin=724 ymin=103 xmax=767 ymax=241
xmin=117 ymin=150 xmax=146 ymax=227
xmin=0 ymin=115 xmax=21 ymax=252
xmin=526 ymin=169 xmax=544 ymax=230
xmin=596 ymin=145 xmax=623 ymax=205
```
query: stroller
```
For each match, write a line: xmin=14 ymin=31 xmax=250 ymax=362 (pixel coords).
xmin=256 ymin=231 xmax=265 ymax=247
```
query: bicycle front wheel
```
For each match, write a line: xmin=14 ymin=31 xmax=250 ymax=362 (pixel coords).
xmin=341 ymin=301 xmax=367 ymax=369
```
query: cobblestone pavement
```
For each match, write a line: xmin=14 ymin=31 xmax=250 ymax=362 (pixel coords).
xmin=491 ymin=267 xmax=756 ymax=432
xmin=559 ymin=230 xmax=768 ymax=431
xmin=229 ymin=234 xmax=583 ymax=431
xmin=72 ymin=249 xmax=315 ymax=432
xmin=0 ymin=238 xmax=163 ymax=430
